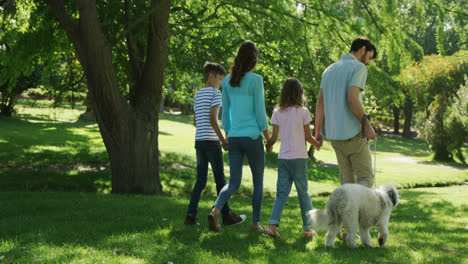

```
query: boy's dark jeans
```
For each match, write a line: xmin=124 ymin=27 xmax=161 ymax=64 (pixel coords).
xmin=187 ymin=140 xmax=230 ymax=216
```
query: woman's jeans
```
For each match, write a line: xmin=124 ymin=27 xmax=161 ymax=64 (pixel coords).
xmin=187 ymin=140 xmax=230 ymax=217
xmin=213 ymin=136 xmax=265 ymax=222
xmin=268 ymin=158 xmax=313 ymax=230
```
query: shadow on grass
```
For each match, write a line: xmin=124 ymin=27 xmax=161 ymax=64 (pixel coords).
xmin=308 ymin=163 xmax=340 ymax=183
xmin=0 ymin=116 xmax=107 ymax=167
xmin=1 ymin=188 xmax=466 ymax=263
xmin=382 ymin=189 xmax=467 ymax=262
xmin=375 ymin=136 xmax=431 ymax=157
xmin=416 ymin=160 xmax=468 ymax=170
xmin=0 ymin=192 xmax=190 ymax=263
xmin=0 ymin=168 xmax=111 ymax=193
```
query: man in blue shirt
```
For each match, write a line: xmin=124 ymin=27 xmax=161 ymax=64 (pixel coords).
xmin=314 ymin=37 xmax=377 ymax=188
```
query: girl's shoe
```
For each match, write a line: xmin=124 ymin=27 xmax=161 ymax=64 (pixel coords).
xmin=304 ymin=230 xmax=317 ymax=238
xmin=265 ymin=228 xmax=280 ymax=237
xmin=250 ymin=224 xmax=265 ymax=232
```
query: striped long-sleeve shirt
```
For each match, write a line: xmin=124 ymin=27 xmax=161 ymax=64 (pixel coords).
xmin=194 ymin=87 xmax=222 ymax=141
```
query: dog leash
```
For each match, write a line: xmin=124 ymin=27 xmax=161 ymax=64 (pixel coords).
xmin=361 ymin=114 xmax=377 ymax=188
xmin=369 ymin=138 xmax=377 ymax=188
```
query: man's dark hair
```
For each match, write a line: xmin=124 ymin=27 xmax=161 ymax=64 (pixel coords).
xmin=350 ymin=37 xmax=378 ymax=59
xmin=203 ymin=62 xmax=226 ymax=81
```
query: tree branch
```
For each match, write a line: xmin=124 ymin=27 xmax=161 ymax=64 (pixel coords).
xmin=43 ymin=0 xmax=79 ymax=44
xmin=247 ymin=0 xmax=319 ymax=26
xmin=112 ymin=5 xmax=159 ymax=47
xmin=124 ymin=0 xmax=142 ymax=105
xmin=425 ymin=0 xmax=468 ymax=18
xmin=358 ymin=0 xmax=386 ymax=35
xmin=134 ymin=0 xmax=170 ymax=110
xmin=170 ymin=3 xmax=225 ymax=36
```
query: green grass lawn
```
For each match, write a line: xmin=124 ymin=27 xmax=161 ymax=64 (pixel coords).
xmin=0 ymin=99 xmax=467 ymax=196
xmin=1 ymin=99 xmax=468 ymax=263
xmin=1 ymin=186 xmax=467 ymax=263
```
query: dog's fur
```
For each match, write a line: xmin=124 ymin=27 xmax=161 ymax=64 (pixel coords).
xmin=306 ymin=184 xmax=399 ymax=248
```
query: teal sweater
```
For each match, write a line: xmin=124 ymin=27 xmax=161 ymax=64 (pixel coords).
xmin=222 ymin=72 xmax=269 ymax=139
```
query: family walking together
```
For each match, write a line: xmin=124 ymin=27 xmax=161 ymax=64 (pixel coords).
xmin=185 ymin=36 xmax=378 ymax=238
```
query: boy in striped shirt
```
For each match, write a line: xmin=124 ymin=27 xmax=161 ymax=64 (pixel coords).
xmin=185 ymin=62 xmax=246 ymax=226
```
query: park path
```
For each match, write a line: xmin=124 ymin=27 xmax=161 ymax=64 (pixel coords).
xmin=379 ymin=156 xmax=468 ymax=171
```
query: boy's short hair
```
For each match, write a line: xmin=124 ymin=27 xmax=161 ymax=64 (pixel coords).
xmin=350 ymin=37 xmax=378 ymax=59
xmin=203 ymin=62 xmax=226 ymax=81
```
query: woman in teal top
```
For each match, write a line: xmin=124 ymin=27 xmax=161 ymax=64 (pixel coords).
xmin=208 ymin=40 xmax=271 ymax=232
xmin=221 ymin=71 xmax=269 ymax=138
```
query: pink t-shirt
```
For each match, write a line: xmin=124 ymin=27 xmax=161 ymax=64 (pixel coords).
xmin=271 ymin=106 xmax=312 ymax=159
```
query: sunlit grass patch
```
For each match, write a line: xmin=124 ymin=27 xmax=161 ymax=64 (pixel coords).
xmin=1 ymin=186 xmax=467 ymax=263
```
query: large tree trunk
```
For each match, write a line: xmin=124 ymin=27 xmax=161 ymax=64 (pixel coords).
xmin=46 ymin=0 xmax=171 ymax=194
xmin=402 ymin=96 xmax=414 ymax=138
xmin=105 ymin=112 xmax=162 ymax=193
xmin=392 ymin=106 xmax=400 ymax=134
xmin=0 ymin=90 xmax=15 ymax=117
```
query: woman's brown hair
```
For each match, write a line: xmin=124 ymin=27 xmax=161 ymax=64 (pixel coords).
xmin=229 ymin=40 xmax=258 ymax=87
xmin=278 ymin=78 xmax=306 ymax=110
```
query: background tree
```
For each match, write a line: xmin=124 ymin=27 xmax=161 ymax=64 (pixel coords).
xmin=4 ymin=0 xmax=462 ymax=193
xmin=44 ymin=0 xmax=171 ymax=194
xmin=401 ymin=51 xmax=468 ymax=161
xmin=0 ymin=0 xmax=41 ymax=116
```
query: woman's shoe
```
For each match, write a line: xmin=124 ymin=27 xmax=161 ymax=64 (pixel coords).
xmin=208 ymin=213 xmax=221 ymax=232
xmin=265 ymin=228 xmax=280 ymax=237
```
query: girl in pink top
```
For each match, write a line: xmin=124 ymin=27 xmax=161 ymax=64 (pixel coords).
xmin=265 ymin=78 xmax=321 ymax=238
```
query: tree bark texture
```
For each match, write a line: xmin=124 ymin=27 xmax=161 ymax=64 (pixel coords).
xmin=45 ymin=0 xmax=171 ymax=194
xmin=392 ymin=106 xmax=400 ymax=134
xmin=402 ymin=96 xmax=414 ymax=138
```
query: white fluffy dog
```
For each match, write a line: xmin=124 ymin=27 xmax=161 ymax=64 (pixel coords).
xmin=306 ymin=184 xmax=399 ymax=248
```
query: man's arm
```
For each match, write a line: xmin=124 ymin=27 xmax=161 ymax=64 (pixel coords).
xmin=304 ymin=124 xmax=320 ymax=150
xmin=348 ymin=85 xmax=376 ymax=140
xmin=210 ymin=105 xmax=228 ymax=151
xmin=314 ymin=88 xmax=324 ymax=146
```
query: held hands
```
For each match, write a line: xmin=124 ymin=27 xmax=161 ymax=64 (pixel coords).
xmin=265 ymin=139 xmax=274 ymax=152
xmin=221 ymin=139 xmax=228 ymax=151
xmin=312 ymin=141 xmax=321 ymax=151
xmin=314 ymin=133 xmax=323 ymax=148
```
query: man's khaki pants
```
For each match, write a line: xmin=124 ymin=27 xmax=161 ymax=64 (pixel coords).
xmin=331 ymin=133 xmax=373 ymax=188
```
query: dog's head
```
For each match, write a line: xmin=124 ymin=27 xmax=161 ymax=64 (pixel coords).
xmin=379 ymin=184 xmax=399 ymax=208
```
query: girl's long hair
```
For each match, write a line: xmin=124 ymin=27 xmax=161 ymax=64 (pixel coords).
xmin=278 ymin=78 xmax=306 ymax=110
xmin=229 ymin=40 xmax=258 ymax=87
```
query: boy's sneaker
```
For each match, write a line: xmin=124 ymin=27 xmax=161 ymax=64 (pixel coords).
xmin=184 ymin=215 xmax=199 ymax=225
xmin=222 ymin=212 xmax=246 ymax=226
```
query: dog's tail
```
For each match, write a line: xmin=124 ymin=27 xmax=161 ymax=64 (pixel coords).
xmin=305 ymin=209 xmax=329 ymax=232
xmin=326 ymin=198 xmax=339 ymax=226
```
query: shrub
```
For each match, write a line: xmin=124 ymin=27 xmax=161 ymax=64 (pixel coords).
xmin=422 ymin=95 xmax=452 ymax=161
xmin=422 ymin=77 xmax=468 ymax=162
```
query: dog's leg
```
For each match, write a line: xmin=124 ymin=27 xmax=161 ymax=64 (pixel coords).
xmin=377 ymin=225 xmax=389 ymax=247
xmin=359 ymin=225 xmax=373 ymax=247
xmin=342 ymin=212 xmax=359 ymax=248
xmin=325 ymin=223 xmax=340 ymax=248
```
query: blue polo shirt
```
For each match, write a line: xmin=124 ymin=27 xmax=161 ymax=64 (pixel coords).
xmin=320 ymin=54 xmax=368 ymax=140
xmin=221 ymin=72 xmax=269 ymax=139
